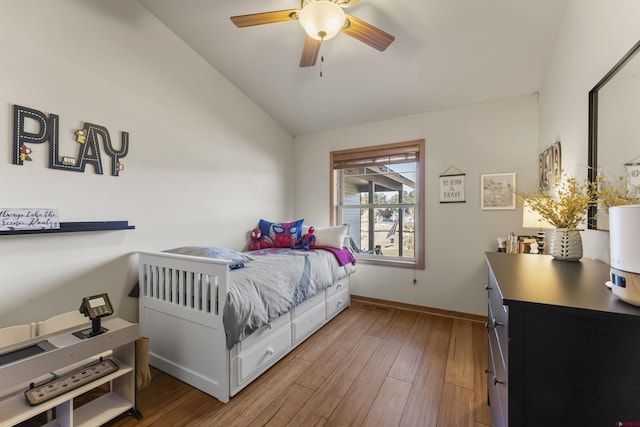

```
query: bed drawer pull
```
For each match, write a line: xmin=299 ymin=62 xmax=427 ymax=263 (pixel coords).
xmin=267 ymin=323 xmax=273 ymax=330
xmin=336 ymin=283 xmax=343 ymax=290
xmin=337 ymin=299 xmax=343 ymax=306
xmin=266 ymin=348 xmax=274 ymax=356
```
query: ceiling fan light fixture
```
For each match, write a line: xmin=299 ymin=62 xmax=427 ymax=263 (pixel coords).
xmin=299 ymin=1 xmax=346 ymax=41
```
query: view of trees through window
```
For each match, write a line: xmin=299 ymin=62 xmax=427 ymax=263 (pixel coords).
xmin=341 ymin=162 xmax=417 ymax=260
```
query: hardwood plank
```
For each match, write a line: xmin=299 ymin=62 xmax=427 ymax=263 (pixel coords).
xmin=388 ymin=313 xmax=433 ymax=383
xmin=364 ymin=304 xmax=399 ymax=338
xmin=200 ymin=356 xmax=311 ymax=426
xmin=253 ymin=383 xmax=315 ymax=426
xmin=472 ymin=322 xmax=493 ymax=425
xmin=444 ymin=318 xmax=474 ymax=389
xmin=361 ymin=376 xmax=412 ymax=427
xmin=399 ymin=315 xmax=453 ymax=427
xmin=295 ymin=302 xmax=378 ymax=362
xmin=295 ymin=345 xmax=351 ymax=391
xmin=325 ymin=324 xmax=411 ymax=426
xmin=286 ymin=334 xmax=382 ymax=426
xmin=392 ymin=308 xmax=419 ymax=329
xmin=295 ymin=304 xmax=381 ymax=390
xmin=437 ymin=383 xmax=474 ymax=427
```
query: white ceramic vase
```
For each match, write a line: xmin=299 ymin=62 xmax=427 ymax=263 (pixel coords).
xmin=549 ymin=228 xmax=583 ymax=261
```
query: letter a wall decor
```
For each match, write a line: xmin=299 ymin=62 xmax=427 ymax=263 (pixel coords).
xmin=12 ymin=104 xmax=129 ymax=176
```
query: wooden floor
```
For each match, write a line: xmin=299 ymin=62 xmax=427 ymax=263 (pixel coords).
xmin=102 ymin=300 xmax=492 ymax=427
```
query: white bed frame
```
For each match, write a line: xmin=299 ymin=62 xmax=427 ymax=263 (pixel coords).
xmin=137 ymin=251 xmax=350 ymax=403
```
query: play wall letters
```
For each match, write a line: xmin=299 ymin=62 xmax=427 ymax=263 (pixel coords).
xmin=12 ymin=104 xmax=129 ymax=176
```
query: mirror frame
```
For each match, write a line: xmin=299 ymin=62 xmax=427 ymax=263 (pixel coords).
xmin=588 ymin=39 xmax=640 ymax=230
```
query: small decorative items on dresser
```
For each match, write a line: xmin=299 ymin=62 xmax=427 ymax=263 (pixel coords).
xmin=519 ymin=172 xmax=592 ymax=261
xmin=549 ymin=228 xmax=583 ymax=261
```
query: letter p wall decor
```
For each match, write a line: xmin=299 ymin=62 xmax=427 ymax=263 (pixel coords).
xmin=12 ymin=104 xmax=128 ymax=176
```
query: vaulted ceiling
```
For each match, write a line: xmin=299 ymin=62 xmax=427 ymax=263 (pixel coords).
xmin=139 ymin=0 xmax=569 ymax=136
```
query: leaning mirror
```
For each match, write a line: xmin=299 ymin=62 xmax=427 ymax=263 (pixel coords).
xmin=588 ymin=40 xmax=640 ymax=230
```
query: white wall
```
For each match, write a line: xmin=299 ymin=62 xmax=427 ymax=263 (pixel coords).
xmin=538 ymin=0 xmax=640 ymax=263
xmin=293 ymin=95 xmax=539 ymax=316
xmin=0 ymin=0 xmax=293 ymax=327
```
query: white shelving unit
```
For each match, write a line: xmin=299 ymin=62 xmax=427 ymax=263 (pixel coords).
xmin=0 ymin=318 xmax=140 ymax=427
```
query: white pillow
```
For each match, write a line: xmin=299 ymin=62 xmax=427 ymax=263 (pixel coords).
xmin=304 ymin=224 xmax=349 ymax=249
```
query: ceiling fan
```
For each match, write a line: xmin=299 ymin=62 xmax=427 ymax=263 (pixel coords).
xmin=230 ymin=0 xmax=395 ymax=67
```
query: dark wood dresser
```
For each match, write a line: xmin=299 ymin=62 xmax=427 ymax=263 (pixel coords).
xmin=485 ymin=252 xmax=640 ymax=426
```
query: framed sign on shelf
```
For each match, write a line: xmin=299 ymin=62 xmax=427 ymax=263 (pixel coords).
xmin=481 ymin=172 xmax=516 ymax=210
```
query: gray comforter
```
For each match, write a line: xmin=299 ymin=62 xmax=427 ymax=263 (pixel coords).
xmin=223 ymin=248 xmax=355 ymax=349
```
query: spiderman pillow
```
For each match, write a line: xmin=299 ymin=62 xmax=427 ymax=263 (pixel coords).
xmin=258 ymin=219 xmax=304 ymax=249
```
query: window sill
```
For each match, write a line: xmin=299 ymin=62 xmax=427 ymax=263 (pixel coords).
xmin=355 ymin=255 xmax=424 ymax=269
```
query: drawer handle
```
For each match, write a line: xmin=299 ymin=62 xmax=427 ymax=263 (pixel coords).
xmin=485 ymin=322 xmax=491 ymax=330
xmin=266 ymin=348 xmax=274 ymax=356
xmin=493 ymin=319 xmax=503 ymax=328
xmin=485 ymin=284 xmax=492 ymax=291
xmin=485 ymin=368 xmax=493 ymax=374
xmin=336 ymin=284 xmax=343 ymax=290
xmin=267 ymin=323 xmax=273 ymax=330
xmin=337 ymin=299 xmax=343 ymax=306
xmin=493 ymin=377 xmax=504 ymax=386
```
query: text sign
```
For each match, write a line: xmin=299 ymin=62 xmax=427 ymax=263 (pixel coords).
xmin=12 ymin=105 xmax=128 ymax=176
xmin=0 ymin=208 xmax=60 ymax=231
xmin=440 ymin=174 xmax=465 ymax=203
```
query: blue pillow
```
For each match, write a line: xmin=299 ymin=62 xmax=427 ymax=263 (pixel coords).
xmin=164 ymin=246 xmax=254 ymax=268
xmin=258 ymin=219 xmax=304 ymax=248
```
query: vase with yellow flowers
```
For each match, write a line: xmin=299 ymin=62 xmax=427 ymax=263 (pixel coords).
xmin=519 ymin=173 xmax=593 ymax=261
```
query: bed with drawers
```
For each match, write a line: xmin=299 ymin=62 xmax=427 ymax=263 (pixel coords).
xmin=137 ymin=246 xmax=354 ymax=403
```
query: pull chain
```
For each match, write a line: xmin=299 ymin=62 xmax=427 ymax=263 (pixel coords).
xmin=320 ymin=55 xmax=324 ymax=77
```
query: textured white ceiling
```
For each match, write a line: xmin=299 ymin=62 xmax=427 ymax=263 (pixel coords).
xmin=139 ymin=0 xmax=569 ymax=136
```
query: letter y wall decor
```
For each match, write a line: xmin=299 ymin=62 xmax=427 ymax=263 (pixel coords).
xmin=12 ymin=104 xmax=129 ymax=176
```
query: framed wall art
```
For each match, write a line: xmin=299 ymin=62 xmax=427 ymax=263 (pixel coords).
xmin=439 ymin=166 xmax=465 ymax=203
xmin=481 ymin=172 xmax=516 ymax=210
xmin=539 ymin=141 xmax=561 ymax=190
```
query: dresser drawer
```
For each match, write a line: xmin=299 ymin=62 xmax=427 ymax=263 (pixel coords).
xmin=236 ymin=324 xmax=291 ymax=383
xmin=326 ymin=286 xmax=349 ymax=319
xmin=487 ymin=269 xmax=507 ymax=328
xmin=488 ymin=300 xmax=509 ymax=363
xmin=488 ymin=325 xmax=508 ymax=427
xmin=292 ymin=303 xmax=325 ymax=343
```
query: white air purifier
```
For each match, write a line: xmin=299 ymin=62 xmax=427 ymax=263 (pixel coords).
xmin=609 ymin=205 xmax=640 ymax=307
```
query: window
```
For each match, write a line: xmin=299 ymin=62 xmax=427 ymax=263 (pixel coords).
xmin=330 ymin=140 xmax=425 ymax=269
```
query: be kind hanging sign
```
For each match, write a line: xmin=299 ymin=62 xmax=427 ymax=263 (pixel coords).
xmin=12 ymin=104 xmax=128 ymax=176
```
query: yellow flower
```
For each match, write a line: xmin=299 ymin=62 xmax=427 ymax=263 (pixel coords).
xmin=519 ymin=173 xmax=592 ymax=230
xmin=593 ymin=174 xmax=640 ymax=213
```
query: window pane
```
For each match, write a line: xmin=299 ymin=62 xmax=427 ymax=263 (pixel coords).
xmin=374 ymin=208 xmax=415 ymax=258
xmin=331 ymin=139 xmax=424 ymax=268
xmin=342 ymin=206 xmax=415 ymax=260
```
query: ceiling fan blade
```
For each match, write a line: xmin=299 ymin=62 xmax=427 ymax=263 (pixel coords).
xmin=300 ymin=36 xmax=321 ymax=67
xmin=230 ymin=10 xmax=299 ymax=28
xmin=341 ymin=14 xmax=395 ymax=51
